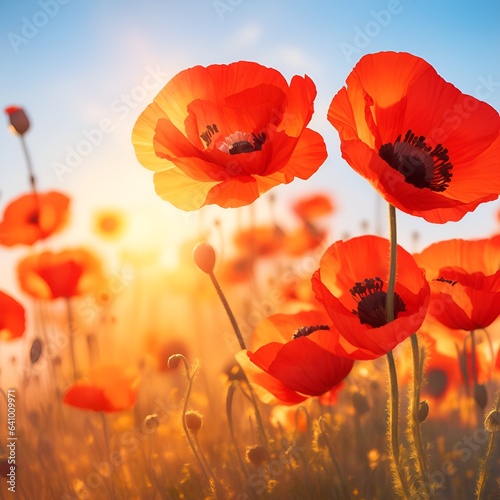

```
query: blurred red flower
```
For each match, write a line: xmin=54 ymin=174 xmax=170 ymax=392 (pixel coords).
xmin=17 ymin=248 xmax=104 ymax=300
xmin=328 ymin=51 xmax=500 ymax=223
xmin=0 ymin=291 xmax=25 ymax=341
xmin=0 ymin=191 xmax=70 ymax=247
xmin=62 ymin=366 xmax=140 ymax=412
xmin=312 ymin=235 xmax=430 ymax=359
xmin=238 ymin=310 xmax=354 ymax=405
xmin=132 ymin=61 xmax=327 ymax=210
xmin=292 ymin=193 xmax=335 ymax=222
xmin=414 ymin=237 xmax=500 ymax=330
xmin=233 ymin=225 xmax=284 ymax=258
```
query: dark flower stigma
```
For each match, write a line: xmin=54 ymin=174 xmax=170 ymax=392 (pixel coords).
xmin=350 ymin=277 xmax=406 ymax=328
xmin=435 ymin=277 xmax=458 ymax=286
xmin=293 ymin=324 xmax=330 ymax=340
xmin=200 ymin=123 xmax=219 ymax=146
xmin=379 ymin=129 xmax=453 ymax=192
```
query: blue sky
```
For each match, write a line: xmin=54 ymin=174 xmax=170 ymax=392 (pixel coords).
xmin=1 ymin=0 xmax=500 ymax=267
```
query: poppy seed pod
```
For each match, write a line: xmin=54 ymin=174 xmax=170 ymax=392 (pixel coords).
xmin=484 ymin=409 xmax=500 ymax=433
xmin=246 ymin=445 xmax=267 ymax=466
xmin=185 ymin=410 xmax=203 ymax=433
xmin=193 ymin=242 xmax=216 ymax=274
xmin=5 ymin=106 xmax=30 ymax=135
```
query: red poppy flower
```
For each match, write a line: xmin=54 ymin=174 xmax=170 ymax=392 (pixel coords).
xmin=0 ymin=291 xmax=25 ymax=341
xmin=132 ymin=61 xmax=327 ymax=210
xmin=17 ymin=248 xmax=105 ymax=300
xmin=237 ymin=309 xmax=354 ymax=405
xmin=0 ymin=191 xmax=70 ymax=247
xmin=62 ymin=366 xmax=140 ymax=412
xmin=312 ymin=235 xmax=430 ymax=359
xmin=328 ymin=51 xmax=500 ymax=223
xmin=414 ymin=237 xmax=500 ymax=330
xmin=292 ymin=193 xmax=335 ymax=222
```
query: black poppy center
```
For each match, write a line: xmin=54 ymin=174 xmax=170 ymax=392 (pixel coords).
xmin=379 ymin=130 xmax=453 ymax=192
xmin=350 ymin=277 xmax=406 ymax=328
xmin=26 ymin=209 xmax=39 ymax=225
xmin=228 ymin=132 xmax=266 ymax=155
xmin=293 ymin=324 xmax=330 ymax=340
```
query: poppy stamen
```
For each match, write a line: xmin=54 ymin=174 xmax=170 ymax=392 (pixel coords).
xmin=292 ymin=324 xmax=330 ymax=339
xmin=379 ymin=129 xmax=453 ymax=192
xmin=350 ymin=277 xmax=406 ymax=328
xmin=218 ymin=131 xmax=267 ymax=155
xmin=200 ymin=123 xmax=219 ymax=146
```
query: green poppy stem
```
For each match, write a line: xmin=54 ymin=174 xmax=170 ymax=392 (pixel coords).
xmin=209 ymin=271 xmax=246 ymax=350
xmin=20 ymin=134 xmax=38 ymax=196
xmin=409 ymin=333 xmax=431 ymax=498
xmin=385 ymin=204 xmax=413 ymax=498
xmin=174 ymin=355 xmax=212 ymax=488
xmin=65 ymin=299 xmax=78 ymax=382
xmin=207 ymin=269 xmax=269 ymax=447
xmin=476 ymin=393 xmax=500 ymax=500
xmin=385 ymin=204 xmax=397 ymax=324
xmin=386 ymin=350 xmax=411 ymax=498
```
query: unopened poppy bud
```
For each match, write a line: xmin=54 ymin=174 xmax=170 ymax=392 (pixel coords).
xmin=418 ymin=400 xmax=429 ymax=422
xmin=474 ymin=384 xmax=488 ymax=409
xmin=143 ymin=413 xmax=160 ymax=431
xmin=484 ymin=409 xmax=500 ymax=433
xmin=5 ymin=106 xmax=30 ymax=135
xmin=246 ymin=445 xmax=267 ymax=466
xmin=193 ymin=242 xmax=216 ymax=274
xmin=167 ymin=354 xmax=182 ymax=369
xmin=352 ymin=390 xmax=370 ymax=415
xmin=185 ymin=410 xmax=203 ymax=433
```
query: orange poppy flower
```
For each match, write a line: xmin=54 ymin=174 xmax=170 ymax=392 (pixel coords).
xmin=292 ymin=193 xmax=335 ymax=222
xmin=328 ymin=51 xmax=500 ymax=223
xmin=0 ymin=191 xmax=70 ymax=247
xmin=237 ymin=309 xmax=354 ymax=405
xmin=0 ymin=291 xmax=25 ymax=341
xmin=17 ymin=248 xmax=104 ymax=300
xmin=132 ymin=61 xmax=327 ymax=210
xmin=312 ymin=235 xmax=430 ymax=359
xmin=414 ymin=237 xmax=500 ymax=330
xmin=62 ymin=366 xmax=140 ymax=412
